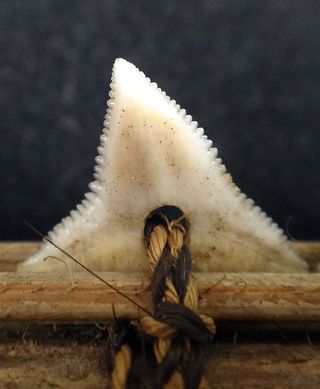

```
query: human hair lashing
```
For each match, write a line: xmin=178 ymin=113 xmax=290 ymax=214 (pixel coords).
xmin=141 ymin=207 xmax=215 ymax=388
xmin=107 ymin=207 xmax=215 ymax=388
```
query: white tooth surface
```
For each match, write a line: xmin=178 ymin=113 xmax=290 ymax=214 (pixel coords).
xmin=192 ymin=121 xmax=198 ymax=128
xmin=209 ymin=147 xmax=218 ymax=159
xmin=185 ymin=115 xmax=192 ymax=123
xmin=180 ymin=108 xmax=186 ymax=117
xmin=100 ymin=134 xmax=107 ymax=143
xmin=205 ymin=139 xmax=213 ymax=149
xmin=88 ymin=181 xmax=100 ymax=192
xmin=196 ymin=128 xmax=204 ymax=137
xmin=20 ymin=58 xmax=308 ymax=273
xmin=95 ymin=156 xmax=103 ymax=165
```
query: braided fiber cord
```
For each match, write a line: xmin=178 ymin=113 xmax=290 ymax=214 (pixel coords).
xmin=111 ymin=344 xmax=132 ymax=389
xmin=141 ymin=214 xmax=216 ymax=388
xmin=107 ymin=322 xmax=133 ymax=389
xmin=109 ymin=210 xmax=215 ymax=388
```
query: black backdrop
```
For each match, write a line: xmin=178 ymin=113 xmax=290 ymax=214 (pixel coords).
xmin=1 ymin=0 xmax=319 ymax=241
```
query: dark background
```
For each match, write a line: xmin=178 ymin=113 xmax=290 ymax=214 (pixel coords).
xmin=0 ymin=0 xmax=319 ymax=241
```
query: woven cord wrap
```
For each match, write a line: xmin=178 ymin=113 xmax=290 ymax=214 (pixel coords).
xmin=111 ymin=344 xmax=132 ymax=389
xmin=107 ymin=322 xmax=133 ymax=389
xmin=141 ymin=216 xmax=216 ymax=388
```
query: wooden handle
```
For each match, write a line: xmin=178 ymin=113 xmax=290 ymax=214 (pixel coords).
xmin=0 ymin=271 xmax=320 ymax=322
xmin=0 ymin=241 xmax=319 ymax=322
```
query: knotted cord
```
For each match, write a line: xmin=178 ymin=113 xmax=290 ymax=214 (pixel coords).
xmin=109 ymin=207 xmax=215 ymax=388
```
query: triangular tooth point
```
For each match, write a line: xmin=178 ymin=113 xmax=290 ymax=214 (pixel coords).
xmin=20 ymin=58 xmax=308 ymax=274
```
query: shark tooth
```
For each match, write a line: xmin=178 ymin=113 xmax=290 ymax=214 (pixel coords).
xmin=20 ymin=58 xmax=308 ymax=273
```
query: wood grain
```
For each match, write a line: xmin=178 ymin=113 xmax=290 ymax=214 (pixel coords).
xmin=0 ymin=271 xmax=320 ymax=322
xmin=0 ymin=242 xmax=319 ymax=387
xmin=0 ymin=242 xmax=320 ymax=322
